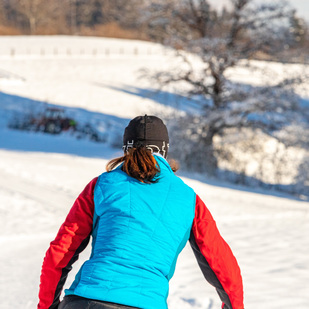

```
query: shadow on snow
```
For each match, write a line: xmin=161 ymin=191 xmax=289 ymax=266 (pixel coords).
xmin=0 ymin=91 xmax=307 ymax=201
xmin=94 ymin=82 xmax=203 ymax=114
xmin=0 ymin=91 xmax=128 ymax=159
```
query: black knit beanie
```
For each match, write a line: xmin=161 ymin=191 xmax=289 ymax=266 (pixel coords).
xmin=123 ymin=115 xmax=169 ymax=158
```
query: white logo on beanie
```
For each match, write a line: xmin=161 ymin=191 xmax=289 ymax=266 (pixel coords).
xmin=123 ymin=140 xmax=169 ymax=158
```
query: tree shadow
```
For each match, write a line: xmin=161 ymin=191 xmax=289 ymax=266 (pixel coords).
xmin=93 ymin=82 xmax=203 ymax=114
xmin=0 ymin=91 xmax=128 ymax=159
xmin=1 ymin=91 xmax=307 ymax=201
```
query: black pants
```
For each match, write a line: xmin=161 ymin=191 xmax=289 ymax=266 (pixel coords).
xmin=58 ymin=295 xmax=139 ymax=309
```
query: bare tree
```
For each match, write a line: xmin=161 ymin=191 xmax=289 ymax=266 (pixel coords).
xmin=0 ymin=0 xmax=18 ymax=30
xmin=0 ymin=0 xmax=146 ymax=35
xmin=8 ymin=0 xmax=67 ymax=34
xmin=14 ymin=0 xmax=43 ymax=34
xmin=0 ymin=0 xmax=66 ymax=34
xmin=0 ymin=1 xmax=4 ymax=23
xmin=143 ymin=0 xmax=307 ymax=173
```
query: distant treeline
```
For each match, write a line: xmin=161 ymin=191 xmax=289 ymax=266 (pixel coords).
xmin=0 ymin=0 xmax=308 ymax=62
xmin=0 ymin=0 xmax=148 ymax=39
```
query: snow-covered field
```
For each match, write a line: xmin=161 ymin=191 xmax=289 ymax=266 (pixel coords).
xmin=0 ymin=36 xmax=309 ymax=309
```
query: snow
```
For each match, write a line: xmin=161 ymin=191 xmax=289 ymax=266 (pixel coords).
xmin=225 ymin=59 xmax=309 ymax=99
xmin=0 ymin=36 xmax=309 ymax=309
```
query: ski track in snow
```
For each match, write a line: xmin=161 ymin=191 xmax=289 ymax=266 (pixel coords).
xmin=0 ymin=149 xmax=308 ymax=309
xmin=0 ymin=36 xmax=309 ymax=309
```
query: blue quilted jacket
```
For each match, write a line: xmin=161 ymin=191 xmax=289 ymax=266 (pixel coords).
xmin=65 ymin=155 xmax=196 ymax=308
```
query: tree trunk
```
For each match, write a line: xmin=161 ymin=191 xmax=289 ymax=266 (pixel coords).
xmin=29 ymin=16 xmax=36 ymax=34
xmin=210 ymin=62 xmax=224 ymax=108
xmin=200 ymin=127 xmax=218 ymax=175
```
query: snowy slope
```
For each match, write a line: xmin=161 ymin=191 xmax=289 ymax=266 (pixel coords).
xmin=0 ymin=36 xmax=309 ymax=309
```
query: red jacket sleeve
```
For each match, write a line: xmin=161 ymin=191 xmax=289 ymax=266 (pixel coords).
xmin=189 ymin=195 xmax=244 ymax=309
xmin=38 ymin=177 xmax=98 ymax=309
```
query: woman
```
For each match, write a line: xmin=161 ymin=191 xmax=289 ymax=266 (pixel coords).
xmin=38 ymin=115 xmax=244 ymax=309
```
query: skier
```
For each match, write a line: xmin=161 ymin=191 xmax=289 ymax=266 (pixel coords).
xmin=38 ymin=115 xmax=244 ymax=309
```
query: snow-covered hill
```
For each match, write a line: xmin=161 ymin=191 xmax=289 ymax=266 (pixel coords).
xmin=0 ymin=36 xmax=309 ymax=309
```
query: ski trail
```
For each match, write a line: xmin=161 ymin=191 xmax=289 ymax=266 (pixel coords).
xmin=0 ymin=163 xmax=73 ymax=308
xmin=170 ymin=177 xmax=309 ymax=309
xmin=0 ymin=166 xmax=75 ymax=236
xmin=1 ymin=150 xmax=309 ymax=308
xmin=0 ymin=151 xmax=75 ymax=308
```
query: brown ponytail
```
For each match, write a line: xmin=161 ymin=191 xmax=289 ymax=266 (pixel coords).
xmin=106 ymin=147 xmax=160 ymax=183
xmin=106 ymin=147 xmax=179 ymax=183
